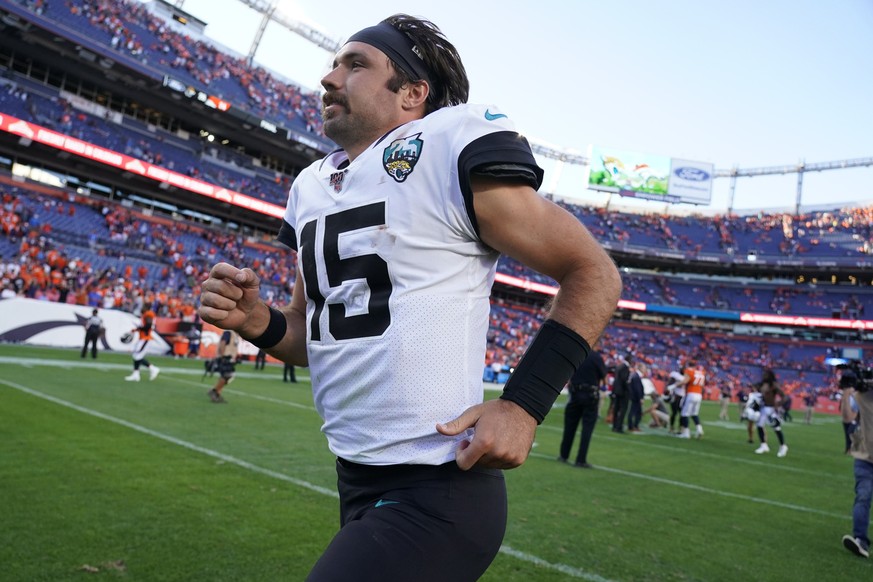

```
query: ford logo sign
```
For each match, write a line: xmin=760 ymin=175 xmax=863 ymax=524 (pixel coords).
xmin=674 ymin=167 xmax=710 ymax=181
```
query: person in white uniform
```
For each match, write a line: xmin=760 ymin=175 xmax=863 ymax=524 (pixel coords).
xmin=198 ymin=13 xmax=621 ymax=580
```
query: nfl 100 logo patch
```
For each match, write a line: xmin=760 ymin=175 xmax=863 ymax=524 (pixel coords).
xmin=383 ymin=133 xmax=423 ymax=183
xmin=329 ymin=170 xmax=347 ymax=192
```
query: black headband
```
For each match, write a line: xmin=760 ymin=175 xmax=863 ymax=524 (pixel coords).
xmin=347 ymin=22 xmax=431 ymax=87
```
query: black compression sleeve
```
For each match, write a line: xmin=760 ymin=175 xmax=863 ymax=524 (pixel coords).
xmin=499 ymin=319 xmax=591 ymax=424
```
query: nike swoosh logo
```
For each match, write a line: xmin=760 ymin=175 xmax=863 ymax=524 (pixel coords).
xmin=374 ymin=499 xmax=400 ymax=508
xmin=484 ymin=109 xmax=507 ymax=121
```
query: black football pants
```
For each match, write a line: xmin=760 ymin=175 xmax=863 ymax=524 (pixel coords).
xmin=307 ymin=458 xmax=507 ymax=581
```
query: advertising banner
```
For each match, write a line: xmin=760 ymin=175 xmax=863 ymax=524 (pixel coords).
xmin=668 ymin=158 xmax=714 ymax=205
xmin=587 ymin=146 xmax=714 ymax=205
xmin=0 ymin=297 xmax=172 ymax=353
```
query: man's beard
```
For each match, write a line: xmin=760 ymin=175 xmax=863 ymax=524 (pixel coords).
xmin=322 ymin=94 xmax=353 ymax=144
xmin=323 ymin=116 xmax=361 ymax=148
xmin=322 ymin=104 xmax=376 ymax=151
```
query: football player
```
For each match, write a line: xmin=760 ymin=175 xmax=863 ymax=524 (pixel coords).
xmin=124 ymin=309 xmax=160 ymax=381
xmin=199 ymin=14 xmax=621 ymax=580
xmin=753 ymin=369 xmax=789 ymax=457
xmin=677 ymin=359 xmax=705 ymax=439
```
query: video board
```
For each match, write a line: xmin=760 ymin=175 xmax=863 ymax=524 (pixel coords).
xmin=587 ymin=145 xmax=713 ymax=205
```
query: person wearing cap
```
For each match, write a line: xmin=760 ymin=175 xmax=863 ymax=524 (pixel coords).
xmin=198 ymin=13 xmax=620 ymax=580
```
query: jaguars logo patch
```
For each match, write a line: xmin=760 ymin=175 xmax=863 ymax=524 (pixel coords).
xmin=383 ymin=133 xmax=423 ymax=182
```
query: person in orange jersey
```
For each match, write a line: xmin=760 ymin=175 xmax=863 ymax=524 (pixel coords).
xmin=676 ymin=359 xmax=705 ymax=439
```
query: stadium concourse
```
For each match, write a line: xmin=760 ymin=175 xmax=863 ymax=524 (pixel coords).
xmin=0 ymin=0 xmax=871 ymax=411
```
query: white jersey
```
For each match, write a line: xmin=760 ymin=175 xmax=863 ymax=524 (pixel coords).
xmin=85 ymin=315 xmax=103 ymax=332
xmin=278 ymin=104 xmax=541 ymax=465
xmin=667 ymin=370 xmax=686 ymax=397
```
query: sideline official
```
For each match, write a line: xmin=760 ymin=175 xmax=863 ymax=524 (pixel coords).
xmin=81 ymin=308 xmax=103 ymax=359
xmin=559 ymin=349 xmax=607 ymax=468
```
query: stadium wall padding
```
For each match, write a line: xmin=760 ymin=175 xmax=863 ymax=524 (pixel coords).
xmin=0 ymin=297 xmax=171 ymax=354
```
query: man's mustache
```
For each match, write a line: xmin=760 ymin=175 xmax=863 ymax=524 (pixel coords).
xmin=322 ymin=93 xmax=349 ymax=110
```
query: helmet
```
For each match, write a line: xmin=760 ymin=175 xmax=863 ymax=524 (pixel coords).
xmin=742 ymin=407 xmax=761 ymax=423
xmin=120 ymin=332 xmax=134 ymax=344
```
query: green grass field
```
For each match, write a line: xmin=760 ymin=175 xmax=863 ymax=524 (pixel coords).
xmin=1 ymin=343 xmax=868 ymax=581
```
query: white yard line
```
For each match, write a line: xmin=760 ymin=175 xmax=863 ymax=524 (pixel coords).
xmin=528 ymin=451 xmax=846 ymax=520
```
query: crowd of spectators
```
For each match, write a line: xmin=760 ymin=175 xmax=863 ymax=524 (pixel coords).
xmin=4 ymin=180 xmax=871 ymax=321
xmin=3 ymin=7 xmax=871 ymax=256
xmin=15 ymin=0 xmax=325 ymax=135
xmin=0 ymin=84 xmax=295 ymax=206
xmin=557 ymin=199 xmax=873 ymax=260
xmin=486 ymin=298 xmax=842 ymax=403
xmin=5 ymin=0 xmax=868 ymax=405
xmin=1 ymin=185 xmax=296 ymax=318
xmin=498 ymin=200 xmax=873 ymax=288
xmin=2 ymin=181 xmax=865 ymax=400
xmin=617 ymin=273 xmax=869 ymax=318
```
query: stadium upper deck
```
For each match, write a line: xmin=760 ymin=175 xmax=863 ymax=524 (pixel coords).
xmin=6 ymin=0 xmax=326 ymax=137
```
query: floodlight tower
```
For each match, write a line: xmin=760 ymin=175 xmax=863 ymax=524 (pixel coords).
xmin=727 ymin=166 xmax=738 ymax=214
xmin=247 ymin=0 xmax=280 ymax=66
xmin=795 ymin=160 xmax=804 ymax=217
xmin=238 ymin=0 xmax=341 ymax=57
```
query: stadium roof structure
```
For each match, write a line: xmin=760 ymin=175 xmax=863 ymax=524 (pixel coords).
xmin=235 ymin=0 xmax=341 ymax=54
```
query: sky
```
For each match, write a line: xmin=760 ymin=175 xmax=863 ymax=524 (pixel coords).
xmin=166 ymin=0 xmax=873 ymax=214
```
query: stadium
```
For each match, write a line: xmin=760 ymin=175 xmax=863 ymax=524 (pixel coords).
xmin=1 ymin=0 xmax=871 ymax=580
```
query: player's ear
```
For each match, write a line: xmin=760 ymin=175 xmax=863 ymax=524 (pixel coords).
xmin=402 ymin=79 xmax=429 ymax=111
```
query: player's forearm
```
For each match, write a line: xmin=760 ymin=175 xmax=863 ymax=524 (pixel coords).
xmin=498 ymin=253 xmax=619 ymax=424
xmin=547 ymin=251 xmax=621 ymax=346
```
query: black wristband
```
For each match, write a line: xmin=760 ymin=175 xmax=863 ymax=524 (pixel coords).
xmin=499 ymin=319 xmax=591 ymax=424
xmin=246 ymin=306 xmax=287 ymax=350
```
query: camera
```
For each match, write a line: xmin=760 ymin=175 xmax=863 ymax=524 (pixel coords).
xmin=825 ymin=348 xmax=872 ymax=393
xmin=839 ymin=363 xmax=873 ymax=393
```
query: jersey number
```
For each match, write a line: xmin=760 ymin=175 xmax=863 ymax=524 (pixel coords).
xmin=298 ymin=202 xmax=392 ymax=341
